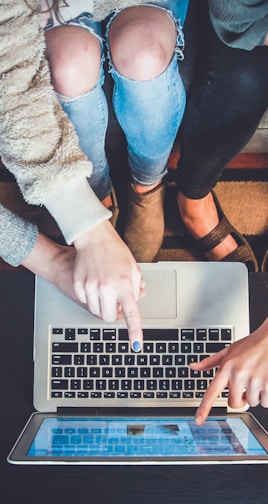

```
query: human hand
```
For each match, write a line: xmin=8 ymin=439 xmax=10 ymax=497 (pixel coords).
xmin=22 ymin=233 xmax=83 ymax=305
xmin=73 ymin=220 xmax=144 ymax=351
xmin=190 ymin=317 xmax=268 ymax=424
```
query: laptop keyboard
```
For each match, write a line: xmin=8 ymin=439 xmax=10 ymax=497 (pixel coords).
xmin=50 ymin=326 xmax=232 ymax=404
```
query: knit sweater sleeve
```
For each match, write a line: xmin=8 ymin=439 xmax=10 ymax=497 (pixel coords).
xmin=0 ymin=0 xmax=111 ymax=245
xmin=208 ymin=0 xmax=268 ymax=50
xmin=0 ymin=204 xmax=38 ymax=267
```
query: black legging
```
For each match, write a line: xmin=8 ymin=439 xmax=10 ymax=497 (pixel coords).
xmin=177 ymin=3 xmax=268 ymax=199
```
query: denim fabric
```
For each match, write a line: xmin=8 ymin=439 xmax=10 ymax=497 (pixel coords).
xmin=55 ymin=2 xmax=189 ymax=199
xmin=59 ymin=66 xmax=113 ymax=201
xmin=177 ymin=7 xmax=268 ymax=199
xmin=111 ymin=53 xmax=186 ymax=185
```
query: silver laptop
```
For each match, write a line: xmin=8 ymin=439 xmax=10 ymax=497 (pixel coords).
xmin=8 ymin=261 xmax=268 ymax=464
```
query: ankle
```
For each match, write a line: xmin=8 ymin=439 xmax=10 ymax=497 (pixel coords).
xmin=101 ymin=194 xmax=113 ymax=210
xmin=132 ymin=179 xmax=162 ymax=195
xmin=177 ymin=192 xmax=219 ymax=239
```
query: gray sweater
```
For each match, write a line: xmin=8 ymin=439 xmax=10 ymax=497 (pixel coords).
xmin=0 ymin=204 xmax=38 ymax=267
xmin=209 ymin=0 xmax=268 ymax=50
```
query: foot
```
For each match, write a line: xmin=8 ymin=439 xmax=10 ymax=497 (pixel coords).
xmin=124 ymin=180 xmax=165 ymax=262
xmin=177 ymin=192 xmax=238 ymax=261
xmin=101 ymin=188 xmax=119 ymax=228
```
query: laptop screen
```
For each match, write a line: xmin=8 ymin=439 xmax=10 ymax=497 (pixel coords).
xmin=26 ymin=416 xmax=267 ymax=458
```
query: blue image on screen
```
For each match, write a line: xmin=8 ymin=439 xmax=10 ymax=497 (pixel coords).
xmin=27 ymin=417 xmax=267 ymax=458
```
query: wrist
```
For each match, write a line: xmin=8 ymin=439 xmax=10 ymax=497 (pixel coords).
xmin=73 ymin=219 xmax=115 ymax=250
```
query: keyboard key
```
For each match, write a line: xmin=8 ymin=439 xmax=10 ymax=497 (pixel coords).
xmin=209 ymin=329 xmax=219 ymax=341
xmin=144 ymin=343 xmax=154 ymax=353
xmin=77 ymin=328 xmax=88 ymax=335
xmin=221 ymin=328 xmax=232 ymax=340
xmin=51 ymin=379 xmax=68 ymax=390
xmin=108 ymin=380 xmax=119 ymax=390
xmin=137 ymin=355 xmax=148 ymax=365
xmin=64 ymin=367 xmax=75 ymax=378
xmin=74 ymin=355 xmax=85 ymax=365
xmin=153 ymin=368 xmax=163 ymax=378
xmin=52 ymin=342 xmax=78 ymax=353
xmin=77 ymin=367 xmax=87 ymax=378
xmin=106 ymin=343 xmax=116 ymax=353
xmin=140 ymin=367 xmax=151 ymax=377
xmin=100 ymin=355 xmax=110 ymax=365
xmin=162 ymin=355 xmax=173 ymax=365
xmin=155 ymin=343 xmax=167 ymax=353
xmin=171 ymin=380 xmax=182 ymax=390
xmin=115 ymin=367 xmax=125 ymax=377
xmin=157 ymin=392 xmax=168 ymax=398
xmin=102 ymin=368 xmax=113 ymax=377
xmin=150 ymin=355 xmax=160 ymax=365
xmin=81 ymin=343 xmax=91 ymax=353
xmin=96 ymin=380 xmax=106 ymax=390
xmin=104 ymin=392 xmax=115 ymax=398
xmin=175 ymin=355 xmax=185 ymax=365
xmin=65 ymin=328 xmax=75 ymax=340
xmin=90 ymin=329 xmax=100 ymax=340
xmin=118 ymin=343 xmax=129 ymax=353
xmin=87 ymin=355 xmax=97 ymax=365
xmin=90 ymin=367 xmax=100 ymax=378
xmin=181 ymin=342 xmax=191 ymax=353
xmin=93 ymin=342 xmax=103 ymax=353
xmin=143 ymin=329 xmax=178 ymax=340
xmin=159 ymin=380 xmax=170 ymax=390
xmin=169 ymin=342 xmax=179 ymax=353
xmin=112 ymin=355 xmax=122 ymax=365
xmin=64 ymin=391 xmax=75 ymax=398
xmin=206 ymin=342 xmax=229 ymax=353
xmin=70 ymin=380 xmax=81 ymax=390
xmin=83 ymin=380 xmax=94 ymax=390
xmin=52 ymin=355 xmax=72 ymax=365
xmin=181 ymin=329 xmax=194 ymax=341
xmin=52 ymin=367 xmax=62 ymax=377
xmin=196 ymin=329 xmax=207 ymax=340
xmin=52 ymin=328 xmax=63 ymax=335
xmin=103 ymin=329 xmax=116 ymax=340
xmin=134 ymin=380 xmax=144 ymax=390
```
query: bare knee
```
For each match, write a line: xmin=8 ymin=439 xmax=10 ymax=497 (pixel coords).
xmin=45 ymin=26 xmax=101 ymax=97
xmin=109 ymin=6 xmax=177 ymax=81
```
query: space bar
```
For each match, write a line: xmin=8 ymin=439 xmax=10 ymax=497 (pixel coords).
xmin=118 ymin=328 xmax=178 ymax=340
xmin=206 ymin=342 xmax=230 ymax=353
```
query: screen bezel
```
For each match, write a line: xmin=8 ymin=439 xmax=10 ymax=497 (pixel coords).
xmin=7 ymin=412 xmax=268 ymax=465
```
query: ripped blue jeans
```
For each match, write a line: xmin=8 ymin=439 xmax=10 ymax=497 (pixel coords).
xmin=53 ymin=1 xmax=189 ymax=200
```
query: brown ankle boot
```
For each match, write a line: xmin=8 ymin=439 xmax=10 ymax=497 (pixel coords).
xmin=124 ymin=182 xmax=165 ymax=262
xmin=109 ymin=187 xmax=119 ymax=228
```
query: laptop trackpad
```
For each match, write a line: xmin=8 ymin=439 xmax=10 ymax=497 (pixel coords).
xmin=138 ymin=268 xmax=177 ymax=319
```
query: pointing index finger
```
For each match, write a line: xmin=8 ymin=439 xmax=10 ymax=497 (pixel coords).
xmin=120 ymin=293 xmax=143 ymax=352
xmin=195 ymin=369 xmax=229 ymax=424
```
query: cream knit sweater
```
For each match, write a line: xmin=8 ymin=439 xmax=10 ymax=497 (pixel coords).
xmin=0 ymin=0 xmax=172 ymax=265
xmin=0 ymin=0 xmax=114 ymax=247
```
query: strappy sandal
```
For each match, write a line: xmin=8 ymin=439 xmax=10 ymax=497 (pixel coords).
xmin=196 ymin=191 xmax=258 ymax=272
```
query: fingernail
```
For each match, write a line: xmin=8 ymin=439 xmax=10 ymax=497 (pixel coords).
xmin=195 ymin=415 xmax=202 ymax=425
xmin=133 ymin=341 xmax=141 ymax=353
